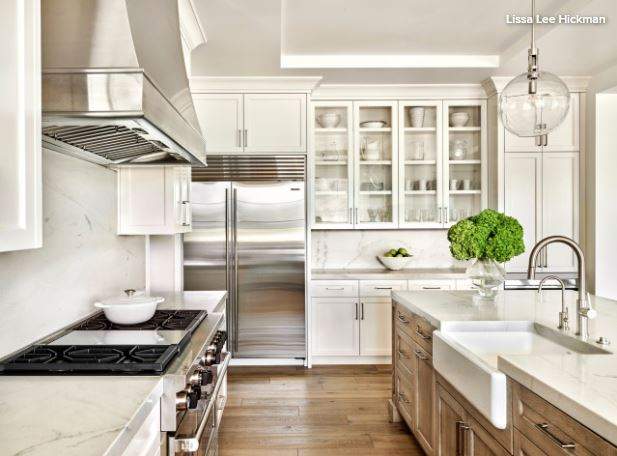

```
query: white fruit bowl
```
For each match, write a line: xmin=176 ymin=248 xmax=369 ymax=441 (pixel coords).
xmin=377 ymin=256 xmax=412 ymax=271
xmin=317 ymin=112 xmax=341 ymax=128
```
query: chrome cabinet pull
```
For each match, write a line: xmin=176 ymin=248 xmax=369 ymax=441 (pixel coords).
xmin=361 ymin=302 xmax=365 ymax=320
xmin=437 ymin=206 xmax=442 ymax=223
xmin=355 ymin=302 xmax=359 ymax=320
xmin=444 ymin=206 xmax=449 ymax=223
xmin=421 ymin=286 xmax=441 ymax=290
xmin=397 ymin=313 xmax=410 ymax=324
xmin=535 ymin=423 xmax=576 ymax=449
xmin=243 ymin=129 xmax=248 ymax=147
xmin=397 ymin=349 xmax=408 ymax=359
xmin=415 ymin=326 xmax=431 ymax=340
xmin=325 ymin=287 xmax=344 ymax=291
xmin=375 ymin=286 xmax=393 ymax=290
xmin=414 ymin=349 xmax=428 ymax=360
xmin=456 ymin=421 xmax=470 ymax=456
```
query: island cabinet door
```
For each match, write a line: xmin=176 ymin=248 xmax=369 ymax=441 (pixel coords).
xmin=414 ymin=342 xmax=436 ymax=455
xmin=466 ymin=415 xmax=510 ymax=456
xmin=437 ymin=383 xmax=466 ymax=456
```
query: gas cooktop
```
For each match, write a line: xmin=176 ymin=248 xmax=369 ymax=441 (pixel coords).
xmin=0 ymin=309 xmax=208 ymax=375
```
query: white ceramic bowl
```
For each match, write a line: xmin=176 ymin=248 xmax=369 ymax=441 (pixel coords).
xmin=377 ymin=255 xmax=412 ymax=271
xmin=94 ymin=292 xmax=164 ymax=325
xmin=450 ymin=112 xmax=470 ymax=127
xmin=360 ymin=120 xmax=387 ymax=128
xmin=317 ymin=112 xmax=341 ymax=128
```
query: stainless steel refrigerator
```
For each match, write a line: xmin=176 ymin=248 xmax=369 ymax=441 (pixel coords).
xmin=184 ymin=156 xmax=306 ymax=360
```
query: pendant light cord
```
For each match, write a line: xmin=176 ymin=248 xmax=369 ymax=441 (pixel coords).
xmin=531 ymin=0 xmax=535 ymax=50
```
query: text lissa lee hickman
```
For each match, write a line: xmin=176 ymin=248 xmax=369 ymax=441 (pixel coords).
xmin=506 ymin=14 xmax=606 ymax=24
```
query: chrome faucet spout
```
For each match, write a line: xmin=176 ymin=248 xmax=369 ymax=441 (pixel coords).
xmin=527 ymin=235 xmax=591 ymax=338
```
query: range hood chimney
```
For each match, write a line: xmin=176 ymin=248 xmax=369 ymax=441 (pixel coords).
xmin=41 ymin=0 xmax=207 ymax=166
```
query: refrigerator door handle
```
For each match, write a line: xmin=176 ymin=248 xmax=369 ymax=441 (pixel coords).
xmin=232 ymin=187 xmax=239 ymax=354
xmin=225 ymin=188 xmax=229 ymax=291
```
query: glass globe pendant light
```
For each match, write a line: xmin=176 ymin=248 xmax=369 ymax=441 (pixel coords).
xmin=499 ymin=0 xmax=570 ymax=141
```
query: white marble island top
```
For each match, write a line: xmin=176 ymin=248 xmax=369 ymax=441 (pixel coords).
xmin=0 ymin=290 xmax=227 ymax=455
xmin=392 ymin=289 xmax=617 ymax=445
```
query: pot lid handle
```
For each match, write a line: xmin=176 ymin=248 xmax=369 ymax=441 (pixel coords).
xmin=124 ymin=289 xmax=136 ymax=297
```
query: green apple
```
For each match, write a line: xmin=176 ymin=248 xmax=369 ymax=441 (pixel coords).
xmin=398 ymin=247 xmax=409 ymax=255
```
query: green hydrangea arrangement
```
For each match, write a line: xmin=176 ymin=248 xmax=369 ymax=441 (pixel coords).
xmin=447 ymin=209 xmax=525 ymax=263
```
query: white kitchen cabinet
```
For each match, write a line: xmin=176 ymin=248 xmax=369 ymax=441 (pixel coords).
xmin=310 ymin=280 xmax=359 ymax=298
xmin=408 ymin=279 xmax=455 ymax=290
xmin=0 ymin=0 xmax=42 ymax=252
xmin=118 ymin=165 xmax=192 ymax=235
xmin=193 ymin=93 xmax=306 ymax=154
xmin=504 ymin=152 xmax=579 ymax=272
xmin=504 ymin=94 xmax=579 ymax=152
xmin=311 ymin=298 xmax=359 ymax=356
xmin=359 ymin=298 xmax=392 ymax=356
xmin=192 ymin=94 xmax=244 ymax=153
xmin=359 ymin=280 xmax=408 ymax=297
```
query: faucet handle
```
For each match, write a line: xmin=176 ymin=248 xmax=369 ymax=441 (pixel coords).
xmin=580 ymin=307 xmax=597 ymax=319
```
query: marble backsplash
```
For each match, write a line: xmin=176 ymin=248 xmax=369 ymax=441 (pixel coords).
xmin=0 ymin=150 xmax=145 ymax=358
xmin=311 ymin=229 xmax=468 ymax=269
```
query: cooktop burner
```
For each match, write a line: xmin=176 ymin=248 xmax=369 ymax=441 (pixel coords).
xmin=74 ymin=309 xmax=205 ymax=331
xmin=0 ymin=345 xmax=178 ymax=374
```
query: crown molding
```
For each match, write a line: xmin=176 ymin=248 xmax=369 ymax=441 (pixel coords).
xmin=311 ymin=83 xmax=487 ymax=100
xmin=178 ymin=0 xmax=207 ymax=51
xmin=190 ymin=76 xmax=323 ymax=93
xmin=482 ymin=76 xmax=592 ymax=96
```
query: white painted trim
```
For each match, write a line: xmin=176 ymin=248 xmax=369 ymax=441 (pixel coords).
xmin=178 ymin=0 xmax=207 ymax=50
xmin=190 ymin=76 xmax=323 ymax=93
xmin=482 ymin=76 xmax=592 ymax=96
xmin=230 ymin=358 xmax=305 ymax=366
xmin=311 ymin=356 xmax=392 ymax=365
xmin=281 ymin=54 xmax=499 ymax=69
xmin=312 ymin=84 xmax=487 ymax=100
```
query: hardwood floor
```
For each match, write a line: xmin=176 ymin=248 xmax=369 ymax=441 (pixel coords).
xmin=219 ymin=365 xmax=424 ymax=455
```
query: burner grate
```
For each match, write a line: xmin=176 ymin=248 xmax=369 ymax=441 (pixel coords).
xmin=74 ymin=310 xmax=205 ymax=331
xmin=0 ymin=345 xmax=178 ymax=374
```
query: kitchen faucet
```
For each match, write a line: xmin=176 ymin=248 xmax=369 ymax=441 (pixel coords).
xmin=537 ymin=275 xmax=568 ymax=331
xmin=527 ymin=235 xmax=595 ymax=339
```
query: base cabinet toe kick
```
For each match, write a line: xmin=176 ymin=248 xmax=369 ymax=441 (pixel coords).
xmin=391 ymin=301 xmax=617 ymax=456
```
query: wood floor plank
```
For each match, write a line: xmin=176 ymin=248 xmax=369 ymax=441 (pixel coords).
xmin=219 ymin=365 xmax=421 ymax=456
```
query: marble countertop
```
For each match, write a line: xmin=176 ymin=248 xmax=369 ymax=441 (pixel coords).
xmin=0 ymin=290 xmax=227 ymax=456
xmin=311 ymin=267 xmax=468 ymax=280
xmin=392 ymin=289 xmax=617 ymax=445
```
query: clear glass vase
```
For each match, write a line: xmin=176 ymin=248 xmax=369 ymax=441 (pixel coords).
xmin=466 ymin=258 xmax=505 ymax=302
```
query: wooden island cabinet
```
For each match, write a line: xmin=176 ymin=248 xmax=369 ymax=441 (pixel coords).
xmin=390 ymin=301 xmax=617 ymax=456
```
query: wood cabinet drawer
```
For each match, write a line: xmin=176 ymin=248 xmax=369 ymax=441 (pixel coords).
xmin=359 ymin=280 xmax=407 ymax=297
xmin=512 ymin=382 xmax=617 ymax=455
xmin=395 ymin=367 xmax=415 ymax=429
xmin=310 ymin=280 xmax=358 ymax=298
xmin=412 ymin=315 xmax=435 ymax=353
xmin=394 ymin=327 xmax=416 ymax=375
xmin=514 ymin=429 xmax=548 ymax=456
xmin=394 ymin=303 xmax=416 ymax=339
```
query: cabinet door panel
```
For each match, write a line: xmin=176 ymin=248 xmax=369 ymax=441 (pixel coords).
xmin=468 ymin=416 xmax=510 ymax=456
xmin=0 ymin=0 xmax=41 ymax=252
xmin=414 ymin=342 xmax=435 ymax=455
xmin=360 ymin=299 xmax=391 ymax=356
xmin=437 ymin=384 xmax=466 ymax=456
xmin=244 ymin=94 xmax=306 ymax=153
xmin=542 ymin=153 xmax=579 ymax=272
xmin=311 ymin=298 xmax=359 ymax=356
xmin=504 ymin=154 xmax=541 ymax=272
xmin=193 ymin=94 xmax=243 ymax=153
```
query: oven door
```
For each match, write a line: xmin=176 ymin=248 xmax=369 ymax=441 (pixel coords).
xmin=171 ymin=352 xmax=230 ymax=455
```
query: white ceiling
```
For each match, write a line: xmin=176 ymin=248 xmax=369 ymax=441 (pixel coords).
xmin=190 ymin=0 xmax=617 ymax=83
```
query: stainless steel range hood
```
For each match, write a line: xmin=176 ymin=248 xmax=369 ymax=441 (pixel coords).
xmin=41 ymin=0 xmax=207 ymax=166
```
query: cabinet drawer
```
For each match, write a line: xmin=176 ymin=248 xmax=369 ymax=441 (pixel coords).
xmin=360 ymin=280 xmax=407 ymax=297
xmin=408 ymin=279 xmax=455 ymax=290
xmin=395 ymin=367 xmax=415 ymax=429
xmin=395 ymin=327 xmax=416 ymax=375
xmin=310 ymin=280 xmax=358 ymax=298
xmin=394 ymin=303 xmax=416 ymax=339
xmin=412 ymin=315 xmax=435 ymax=353
xmin=513 ymin=382 xmax=617 ymax=455
xmin=514 ymin=429 xmax=548 ymax=456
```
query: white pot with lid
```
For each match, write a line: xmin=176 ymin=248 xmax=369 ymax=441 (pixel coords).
xmin=94 ymin=289 xmax=164 ymax=325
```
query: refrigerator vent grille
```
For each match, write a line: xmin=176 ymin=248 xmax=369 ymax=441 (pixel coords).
xmin=192 ymin=155 xmax=305 ymax=181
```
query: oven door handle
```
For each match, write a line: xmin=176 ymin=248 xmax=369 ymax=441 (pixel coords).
xmin=174 ymin=352 xmax=230 ymax=453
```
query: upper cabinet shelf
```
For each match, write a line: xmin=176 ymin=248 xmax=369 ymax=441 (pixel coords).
xmin=311 ymin=99 xmax=487 ymax=230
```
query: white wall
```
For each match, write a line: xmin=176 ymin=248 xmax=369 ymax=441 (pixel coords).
xmin=594 ymin=93 xmax=617 ymax=299
xmin=311 ymin=230 xmax=467 ymax=270
xmin=0 ymin=150 xmax=145 ymax=358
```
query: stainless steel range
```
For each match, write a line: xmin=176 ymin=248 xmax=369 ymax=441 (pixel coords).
xmin=0 ymin=306 xmax=230 ymax=455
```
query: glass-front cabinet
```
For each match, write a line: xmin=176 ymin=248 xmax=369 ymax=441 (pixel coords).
xmin=354 ymin=101 xmax=398 ymax=228
xmin=310 ymin=99 xmax=485 ymax=229
xmin=443 ymin=100 xmax=486 ymax=227
xmin=398 ymin=101 xmax=443 ymax=228
xmin=312 ymin=101 xmax=354 ymax=228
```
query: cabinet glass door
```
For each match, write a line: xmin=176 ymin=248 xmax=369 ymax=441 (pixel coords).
xmin=312 ymin=102 xmax=354 ymax=228
xmin=443 ymin=101 xmax=486 ymax=226
xmin=354 ymin=101 xmax=398 ymax=228
xmin=399 ymin=101 xmax=442 ymax=227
